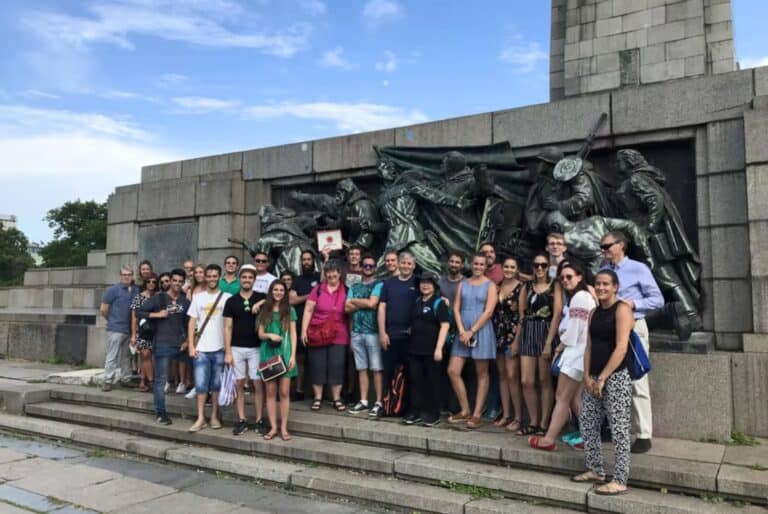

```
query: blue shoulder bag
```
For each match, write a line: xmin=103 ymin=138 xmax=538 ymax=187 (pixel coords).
xmin=627 ymin=329 xmax=651 ymax=380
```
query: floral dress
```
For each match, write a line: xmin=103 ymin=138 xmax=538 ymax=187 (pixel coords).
xmin=130 ymin=293 xmax=154 ymax=351
xmin=493 ymin=281 xmax=523 ymax=353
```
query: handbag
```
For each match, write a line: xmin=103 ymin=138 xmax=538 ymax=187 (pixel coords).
xmin=193 ymin=290 xmax=225 ymax=347
xmin=306 ymin=285 xmax=343 ymax=348
xmin=259 ymin=355 xmax=287 ymax=382
xmin=551 ymin=352 xmax=562 ymax=377
xmin=218 ymin=365 xmax=238 ymax=406
xmin=137 ymin=293 xmax=168 ymax=341
xmin=626 ymin=329 xmax=652 ymax=380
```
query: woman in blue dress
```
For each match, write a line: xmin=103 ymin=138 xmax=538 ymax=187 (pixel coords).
xmin=447 ymin=253 xmax=498 ymax=428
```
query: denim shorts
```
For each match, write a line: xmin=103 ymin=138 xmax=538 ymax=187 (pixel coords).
xmin=231 ymin=346 xmax=261 ymax=381
xmin=351 ymin=332 xmax=383 ymax=371
xmin=193 ymin=350 xmax=225 ymax=393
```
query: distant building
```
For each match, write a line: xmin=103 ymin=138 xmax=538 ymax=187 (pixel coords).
xmin=28 ymin=241 xmax=44 ymax=266
xmin=0 ymin=214 xmax=17 ymax=230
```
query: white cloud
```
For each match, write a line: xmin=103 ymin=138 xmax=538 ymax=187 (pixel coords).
xmin=362 ymin=0 xmax=401 ymax=25
xmin=22 ymin=1 xmax=312 ymax=58
xmin=172 ymin=96 xmax=241 ymax=112
xmin=159 ymin=73 xmax=189 ymax=86
xmin=0 ymin=104 xmax=150 ymax=140
xmin=739 ymin=56 xmax=768 ymax=69
xmin=319 ymin=47 xmax=354 ymax=69
xmin=245 ymin=101 xmax=428 ymax=132
xmin=0 ymin=104 xmax=178 ymax=242
xmin=375 ymin=50 xmax=398 ymax=72
xmin=301 ymin=0 xmax=327 ymax=16
xmin=499 ymin=41 xmax=548 ymax=73
xmin=22 ymin=90 xmax=60 ymax=100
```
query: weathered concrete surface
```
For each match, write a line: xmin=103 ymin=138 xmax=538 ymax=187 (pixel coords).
xmin=195 ymin=172 xmax=245 ymax=215
xmin=86 ymin=250 xmax=107 ymax=268
xmin=395 ymin=113 xmax=492 ymax=147
xmin=717 ymin=464 xmax=768 ymax=501
xmin=106 ymin=223 xmax=139 ymax=254
xmin=165 ymin=447 xmax=303 ymax=484
xmin=650 ymin=352 xmax=733 ymax=440
xmin=494 ymin=93 xmax=611 ymax=148
xmin=107 ymin=185 xmax=139 ymax=224
xmin=181 ymin=151 xmax=242 ymax=178
xmin=313 ymin=129 xmax=394 ymax=172
xmin=731 ymin=352 xmax=768 ymax=437
xmin=141 ymin=161 xmax=182 ymax=182
xmin=0 ymin=382 xmax=50 ymax=415
xmin=243 ymin=142 xmax=312 ymax=180
xmin=137 ymin=178 xmax=196 ymax=220
xmin=292 ymin=467 xmax=471 ymax=514
xmin=587 ymin=487 xmax=765 ymax=514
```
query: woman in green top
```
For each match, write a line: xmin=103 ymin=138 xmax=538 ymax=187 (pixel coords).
xmin=258 ymin=280 xmax=297 ymax=441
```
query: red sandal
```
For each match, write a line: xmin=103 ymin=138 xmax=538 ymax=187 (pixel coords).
xmin=528 ymin=436 xmax=556 ymax=451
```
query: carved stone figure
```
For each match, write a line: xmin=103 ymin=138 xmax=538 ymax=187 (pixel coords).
xmin=614 ymin=149 xmax=702 ymax=335
xmin=290 ymin=178 xmax=381 ymax=250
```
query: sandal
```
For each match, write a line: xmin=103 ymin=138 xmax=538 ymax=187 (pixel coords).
xmin=505 ymin=419 xmax=522 ymax=433
xmin=333 ymin=399 xmax=346 ymax=412
xmin=263 ymin=431 xmax=278 ymax=441
xmin=138 ymin=383 xmax=149 ymax=392
xmin=516 ymin=425 xmax=538 ymax=436
xmin=528 ymin=435 xmax=556 ymax=451
xmin=466 ymin=416 xmax=483 ymax=429
xmin=448 ymin=412 xmax=470 ymax=423
xmin=571 ymin=471 xmax=607 ymax=484
xmin=594 ymin=481 xmax=627 ymax=496
xmin=281 ymin=431 xmax=293 ymax=441
xmin=493 ymin=416 xmax=511 ymax=428
xmin=536 ymin=426 xmax=548 ymax=436
xmin=311 ymin=399 xmax=322 ymax=411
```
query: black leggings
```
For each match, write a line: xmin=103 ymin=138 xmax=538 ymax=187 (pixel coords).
xmin=408 ymin=354 xmax=441 ymax=420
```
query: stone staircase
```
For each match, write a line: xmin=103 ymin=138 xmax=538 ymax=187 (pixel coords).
xmin=0 ymin=384 xmax=765 ymax=514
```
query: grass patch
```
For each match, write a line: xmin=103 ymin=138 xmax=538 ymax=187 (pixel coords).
xmin=45 ymin=356 xmax=64 ymax=365
xmin=699 ymin=493 xmax=725 ymax=504
xmin=747 ymin=464 xmax=767 ymax=471
xmin=440 ymin=481 xmax=503 ymax=500
xmin=729 ymin=430 xmax=760 ymax=447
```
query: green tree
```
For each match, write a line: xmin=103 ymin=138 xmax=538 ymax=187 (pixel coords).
xmin=0 ymin=226 xmax=35 ymax=286
xmin=40 ymin=200 xmax=107 ymax=267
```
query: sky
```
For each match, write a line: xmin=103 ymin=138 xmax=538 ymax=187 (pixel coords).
xmin=1 ymin=0 xmax=766 ymax=244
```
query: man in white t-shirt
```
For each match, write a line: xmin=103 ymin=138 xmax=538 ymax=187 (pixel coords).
xmin=252 ymin=251 xmax=277 ymax=294
xmin=186 ymin=264 xmax=231 ymax=433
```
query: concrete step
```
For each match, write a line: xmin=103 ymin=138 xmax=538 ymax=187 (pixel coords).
xmin=46 ymin=387 xmax=740 ymax=500
xmin=21 ymin=399 xmax=768 ymax=511
xmin=0 ymin=412 xmax=582 ymax=514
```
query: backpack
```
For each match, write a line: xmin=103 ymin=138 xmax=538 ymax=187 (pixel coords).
xmin=382 ymin=364 xmax=406 ymax=417
xmin=427 ymin=297 xmax=456 ymax=354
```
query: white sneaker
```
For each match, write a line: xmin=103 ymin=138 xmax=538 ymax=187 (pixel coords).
xmin=175 ymin=383 xmax=188 ymax=394
xmin=184 ymin=387 xmax=197 ymax=399
xmin=164 ymin=382 xmax=171 ymax=394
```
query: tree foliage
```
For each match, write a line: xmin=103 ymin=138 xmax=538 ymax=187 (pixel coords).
xmin=0 ymin=226 xmax=34 ymax=286
xmin=40 ymin=200 xmax=107 ymax=268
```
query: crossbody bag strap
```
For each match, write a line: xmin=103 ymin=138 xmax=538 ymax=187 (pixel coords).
xmin=194 ymin=290 xmax=225 ymax=347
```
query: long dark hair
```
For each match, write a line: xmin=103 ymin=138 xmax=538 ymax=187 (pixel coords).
xmin=559 ymin=261 xmax=589 ymax=305
xmin=259 ymin=280 xmax=291 ymax=332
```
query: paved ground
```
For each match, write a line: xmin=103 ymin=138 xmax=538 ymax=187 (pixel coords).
xmin=0 ymin=431 xmax=383 ymax=514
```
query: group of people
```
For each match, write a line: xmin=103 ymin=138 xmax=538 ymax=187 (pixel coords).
xmin=99 ymin=230 xmax=665 ymax=496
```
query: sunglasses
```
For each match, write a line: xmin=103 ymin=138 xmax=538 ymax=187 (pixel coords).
xmin=254 ymin=259 xmax=268 ymax=264
xmin=560 ymin=274 xmax=576 ymax=281
xmin=533 ymin=262 xmax=548 ymax=269
xmin=600 ymin=241 xmax=618 ymax=251
xmin=362 ymin=264 xmax=376 ymax=269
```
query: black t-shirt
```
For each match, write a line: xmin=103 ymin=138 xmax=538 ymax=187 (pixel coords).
xmin=410 ymin=295 xmax=450 ymax=355
xmin=223 ymin=292 xmax=265 ymax=348
xmin=379 ymin=275 xmax=419 ymax=338
xmin=293 ymin=272 xmax=321 ymax=329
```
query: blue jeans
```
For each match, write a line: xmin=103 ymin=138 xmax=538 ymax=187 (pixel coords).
xmin=193 ymin=350 xmax=225 ymax=393
xmin=153 ymin=345 xmax=178 ymax=416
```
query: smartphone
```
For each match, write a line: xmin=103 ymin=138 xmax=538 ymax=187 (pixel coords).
xmin=467 ymin=335 xmax=477 ymax=348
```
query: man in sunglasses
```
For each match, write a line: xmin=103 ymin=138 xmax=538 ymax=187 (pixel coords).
xmin=224 ymin=264 xmax=268 ymax=435
xmin=600 ymin=231 xmax=663 ymax=454
xmin=345 ymin=254 xmax=384 ymax=416
xmin=252 ymin=251 xmax=277 ymax=295
xmin=100 ymin=265 xmax=141 ymax=392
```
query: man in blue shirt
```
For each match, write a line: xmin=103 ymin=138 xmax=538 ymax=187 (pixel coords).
xmin=377 ymin=251 xmax=419 ymax=416
xmin=100 ymin=265 xmax=140 ymax=391
xmin=600 ymin=231 xmax=663 ymax=454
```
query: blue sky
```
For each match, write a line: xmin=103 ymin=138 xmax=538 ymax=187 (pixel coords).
xmin=1 ymin=0 xmax=766 ymax=244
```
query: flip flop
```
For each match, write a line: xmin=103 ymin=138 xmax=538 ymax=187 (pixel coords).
xmin=281 ymin=432 xmax=293 ymax=441
xmin=448 ymin=412 xmax=470 ymax=423
xmin=571 ymin=471 xmax=607 ymax=484
xmin=263 ymin=431 xmax=278 ymax=440
xmin=493 ymin=416 xmax=511 ymax=428
xmin=594 ymin=482 xmax=627 ymax=496
xmin=466 ymin=416 xmax=483 ymax=429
